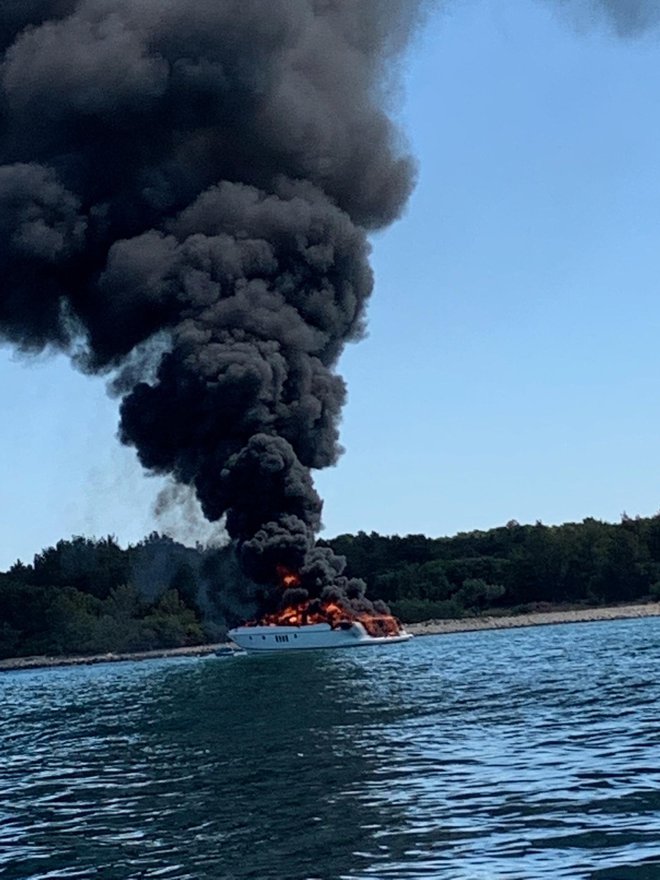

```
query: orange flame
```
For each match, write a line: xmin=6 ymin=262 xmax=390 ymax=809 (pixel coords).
xmin=276 ymin=565 xmax=302 ymax=588
xmin=242 ymin=563 xmax=403 ymax=637
xmin=246 ymin=597 xmax=403 ymax=638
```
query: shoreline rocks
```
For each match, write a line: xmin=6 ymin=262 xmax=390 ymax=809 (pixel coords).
xmin=406 ymin=602 xmax=660 ymax=636
xmin=0 ymin=643 xmax=224 ymax=673
xmin=2 ymin=602 xmax=660 ymax=671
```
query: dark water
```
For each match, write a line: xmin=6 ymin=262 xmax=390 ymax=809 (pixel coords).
xmin=2 ymin=618 xmax=660 ymax=880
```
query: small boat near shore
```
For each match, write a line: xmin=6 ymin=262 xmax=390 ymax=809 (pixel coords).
xmin=227 ymin=620 xmax=413 ymax=652
xmin=213 ymin=645 xmax=246 ymax=658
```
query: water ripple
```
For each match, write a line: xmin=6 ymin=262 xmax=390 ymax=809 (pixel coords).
xmin=2 ymin=618 xmax=660 ymax=879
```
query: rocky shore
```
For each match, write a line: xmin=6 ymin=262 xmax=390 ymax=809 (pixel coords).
xmin=405 ymin=601 xmax=660 ymax=637
xmin=0 ymin=643 xmax=224 ymax=673
xmin=2 ymin=602 xmax=660 ymax=671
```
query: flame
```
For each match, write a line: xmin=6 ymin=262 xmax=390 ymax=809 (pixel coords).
xmin=276 ymin=565 xmax=302 ymax=588
xmin=242 ymin=563 xmax=403 ymax=637
xmin=246 ymin=598 xmax=404 ymax=638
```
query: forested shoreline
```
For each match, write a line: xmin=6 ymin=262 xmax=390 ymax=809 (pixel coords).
xmin=3 ymin=513 xmax=660 ymax=659
xmin=322 ymin=514 xmax=660 ymax=623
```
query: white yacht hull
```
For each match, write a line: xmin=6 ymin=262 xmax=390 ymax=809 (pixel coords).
xmin=228 ymin=621 xmax=412 ymax=652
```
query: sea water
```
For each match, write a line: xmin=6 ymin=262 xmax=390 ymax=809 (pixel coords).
xmin=1 ymin=617 xmax=660 ymax=880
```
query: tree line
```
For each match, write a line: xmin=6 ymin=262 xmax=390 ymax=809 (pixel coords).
xmin=0 ymin=533 xmax=255 ymax=660
xmin=322 ymin=513 xmax=660 ymax=622
xmin=2 ymin=512 xmax=660 ymax=658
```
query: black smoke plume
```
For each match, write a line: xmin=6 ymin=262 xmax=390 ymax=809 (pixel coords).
xmin=546 ymin=0 xmax=660 ymax=36
xmin=0 ymin=1 xmax=422 ymax=614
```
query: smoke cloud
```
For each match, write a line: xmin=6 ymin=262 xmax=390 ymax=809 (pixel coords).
xmin=4 ymin=0 xmax=649 ymax=616
xmin=546 ymin=0 xmax=660 ymax=37
xmin=0 ymin=1 xmax=422 ymax=611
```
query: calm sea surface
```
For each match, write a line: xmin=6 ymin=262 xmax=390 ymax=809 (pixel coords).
xmin=2 ymin=618 xmax=660 ymax=880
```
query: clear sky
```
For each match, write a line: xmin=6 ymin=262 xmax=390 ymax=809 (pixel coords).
xmin=2 ymin=0 xmax=660 ymax=569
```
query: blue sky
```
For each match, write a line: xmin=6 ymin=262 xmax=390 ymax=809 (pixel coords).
xmin=3 ymin=0 xmax=660 ymax=569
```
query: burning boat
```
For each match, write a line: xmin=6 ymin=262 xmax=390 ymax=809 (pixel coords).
xmin=228 ymin=596 xmax=412 ymax=652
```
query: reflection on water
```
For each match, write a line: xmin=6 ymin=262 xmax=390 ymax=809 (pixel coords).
xmin=2 ymin=618 xmax=660 ymax=879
